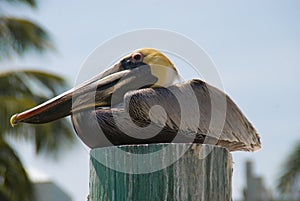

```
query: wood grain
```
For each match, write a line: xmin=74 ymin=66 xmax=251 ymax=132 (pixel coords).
xmin=90 ymin=143 xmax=232 ymax=201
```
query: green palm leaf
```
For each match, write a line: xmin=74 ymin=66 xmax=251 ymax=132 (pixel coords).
xmin=0 ymin=17 xmax=54 ymax=60
xmin=1 ymin=0 xmax=36 ymax=8
xmin=0 ymin=70 xmax=75 ymax=155
xmin=0 ymin=138 xmax=33 ymax=201
xmin=277 ymin=142 xmax=300 ymax=198
xmin=0 ymin=0 xmax=75 ymax=200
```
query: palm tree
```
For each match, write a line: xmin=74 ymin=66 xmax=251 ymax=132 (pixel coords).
xmin=0 ymin=0 xmax=75 ymax=201
xmin=0 ymin=2 xmax=53 ymax=59
xmin=277 ymin=142 xmax=300 ymax=200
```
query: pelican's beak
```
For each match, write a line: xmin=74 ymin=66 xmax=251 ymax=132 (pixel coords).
xmin=10 ymin=61 xmax=157 ymax=126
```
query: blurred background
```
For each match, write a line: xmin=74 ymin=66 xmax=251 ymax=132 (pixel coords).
xmin=1 ymin=1 xmax=299 ymax=201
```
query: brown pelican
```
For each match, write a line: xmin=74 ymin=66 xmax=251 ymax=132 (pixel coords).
xmin=10 ymin=48 xmax=261 ymax=151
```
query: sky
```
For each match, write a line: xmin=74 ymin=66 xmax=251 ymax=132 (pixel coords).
xmin=1 ymin=0 xmax=300 ymax=201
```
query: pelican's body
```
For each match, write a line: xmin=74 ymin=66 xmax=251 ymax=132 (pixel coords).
xmin=10 ymin=48 xmax=261 ymax=151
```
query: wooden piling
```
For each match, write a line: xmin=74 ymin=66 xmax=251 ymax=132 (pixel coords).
xmin=89 ymin=143 xmax=232 ymax=201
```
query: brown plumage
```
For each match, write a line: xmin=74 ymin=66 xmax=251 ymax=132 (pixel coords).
xmin=72 ymin=79 xmax=261 ymax=151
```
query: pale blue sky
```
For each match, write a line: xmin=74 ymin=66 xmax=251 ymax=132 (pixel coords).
xmin=2 ymin=1 xmax=300 ymax=200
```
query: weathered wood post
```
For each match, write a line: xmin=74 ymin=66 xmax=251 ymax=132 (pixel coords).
xmin=89 ymin=143 xmax=232 ymax=201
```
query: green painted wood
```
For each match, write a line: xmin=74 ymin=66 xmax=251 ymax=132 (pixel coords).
xmin=89 ymin=144 xmax=232 ymax=201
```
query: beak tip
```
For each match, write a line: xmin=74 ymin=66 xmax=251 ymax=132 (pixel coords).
xmin=10 ymin=114 xmax=18 ymax=127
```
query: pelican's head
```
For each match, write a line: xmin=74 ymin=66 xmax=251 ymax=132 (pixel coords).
xmin=132 ymin=48 xmax=177 ymax=87
xmin=10 ymin=48 xmax=178 ymax=126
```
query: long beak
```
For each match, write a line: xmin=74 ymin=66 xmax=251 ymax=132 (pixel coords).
xmin=10 ymin=63 xmax=157 ymax=126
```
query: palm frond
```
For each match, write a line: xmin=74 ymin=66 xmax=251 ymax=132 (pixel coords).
xmin=0 ymin=17 xmax=53 ymax=60
xmin=33 ymin=120 xmax=74 ymax=156
xmin=0 ymin=0 xmax=36 ymax=8
xmin=0 ymin=70 xmax=75 ymax=156
xmin=277 ymin=142 xmax=300 ymax=198
xmin=0 ymin=139 xmax=33 ymax=201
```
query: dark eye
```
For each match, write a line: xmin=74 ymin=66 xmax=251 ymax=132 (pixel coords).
xmin=131 ymin=52 xmax=143 ymax=63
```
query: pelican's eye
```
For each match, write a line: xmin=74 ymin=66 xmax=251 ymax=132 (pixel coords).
xmin=131 ymin=52 xmax=143 ymax=63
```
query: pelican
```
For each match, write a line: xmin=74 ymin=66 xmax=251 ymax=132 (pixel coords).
xmin=10 ymin=48 xmax=261 ymax=151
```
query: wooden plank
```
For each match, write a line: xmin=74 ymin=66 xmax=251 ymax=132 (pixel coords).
xmin=89 ymin=143 xmax=232 ymax=201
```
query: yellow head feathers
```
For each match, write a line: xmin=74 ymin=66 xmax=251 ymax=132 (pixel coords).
xmin=133 ymin=48 xmax=178 ymax=87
